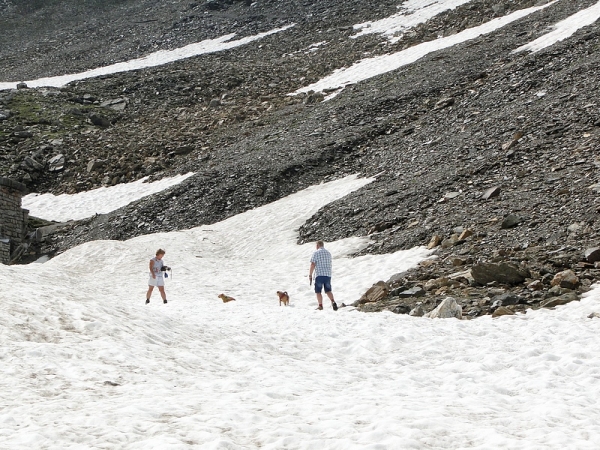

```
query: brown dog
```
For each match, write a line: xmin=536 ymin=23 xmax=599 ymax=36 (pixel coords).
xmin=218 ymin=293 xmax=236 ymax=303
xmin=277 ymin=291 xmax=289 ymax=306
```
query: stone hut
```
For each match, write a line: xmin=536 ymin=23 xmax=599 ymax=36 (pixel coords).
xmin=0 ymin=177 xmax=28 ymax=264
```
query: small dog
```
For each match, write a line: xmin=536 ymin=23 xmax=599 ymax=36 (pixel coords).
xmin=218 ymin=293 xmax=236 ymax=303
xmin=277 ymin=291 xmax=289 ymax=306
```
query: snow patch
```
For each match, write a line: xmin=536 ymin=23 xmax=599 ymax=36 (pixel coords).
xmin=514 ymin=0 xmax=600 ymax=53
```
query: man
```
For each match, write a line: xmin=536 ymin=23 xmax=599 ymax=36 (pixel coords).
xmin=309 ymin=240 xmax=338 ymax=311
xmin=147 ymin=248 xmax=169 ymax=304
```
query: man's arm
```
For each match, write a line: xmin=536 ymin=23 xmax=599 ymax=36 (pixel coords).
xmin=309 ymin=261 xmax=316 ymax=285
xmin=149 ymin=259 xmax=156 ymax=278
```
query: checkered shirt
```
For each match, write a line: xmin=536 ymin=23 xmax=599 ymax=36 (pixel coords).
xmin=310 ymin=247 xmax=332 ymax=278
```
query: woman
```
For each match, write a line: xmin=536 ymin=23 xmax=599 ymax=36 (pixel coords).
xmin=146 ymin=248 xmax=169 ymax=304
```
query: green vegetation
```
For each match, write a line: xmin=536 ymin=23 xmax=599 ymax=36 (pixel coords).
xmin=6 ymin=91 xmax=116 ymax=132
xmin=7 ymin=92 xmax=44 ymax=124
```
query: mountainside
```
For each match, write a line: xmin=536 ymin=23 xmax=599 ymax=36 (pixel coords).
xmin=2 ymin=0 xmax=600 ymax=317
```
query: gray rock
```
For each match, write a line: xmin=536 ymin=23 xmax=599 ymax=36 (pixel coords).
xmin=584 ymin=247 xmax=600 ymax=263
xmin=492 ymin=306 xmax=515 ymax=317
xmin=87 ymin=159 xmax=105 ymax=173
xmin=492 ymin=4 xmax=505 ymax=15
xmin=409 ymin=305 xmax=425 ymax=317
xmin=550 ymin=270 xmax=580 ymax=290
xmin=100 ymin=97 xmax=128 ymax=111
xmin=427 ymin=234 xmax=442 ymax=249
xmin=425 ymin=297 xmax=462 ymax=319
xmin=501 ymin=131 xmax=523 ymax=151
xmin=424 ymin=278 xmax=442 ymax=291
xmin=491 ymin=292 xmax=523 ymax=306
xmin=0 ymin=109 xmax=10 ymax=120
xmin=547 ymin=285 xmax=571 ymax=297
xmin=441 ymin=234 xmax=460 ymax=248
xmin=540 ymin=292 xmax=579 ymax=308
xmin=22 ymin=156 xmax=45 ymax=171
xmin=458 ymin=229 xmax=473 ymax=240
xmin=441 ymin=191 xmax=460 ymax=201
xmin=386 ymin=271 xmax=409 ymax=284
xmin=567 ymin=223 xmax=582 ymax=234
xmin=13 ymin=130 xmax=33 ymax=139
xmin=89 ymin=114 xmax=110 ymax=128
xmin=471 ymin=262 xmax=530 ymax=285
xmin=527 ymin=280 xmax=543 ymax=291
xmin=434 ymin=97 xmax=454 ymax=110
xmin=48 ymin=154 xmax=65 ymax=172
xmin=304 ymin=92 xmax=324 ymax=104
xmin=356 ymin=281 xmax=388 ymax=305
xmin=398 ymin=286 xmax=426 ymax=297
xmin=501 ymin=214 xmax=522 ymax=229
xmin=391 ymin=304 xmax=411 ymax=314
xmin=482 ymin=186 xmax=501 ymax=200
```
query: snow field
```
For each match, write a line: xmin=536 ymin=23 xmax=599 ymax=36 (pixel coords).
xmin=2 ymin=175 xmax=600 ymax=448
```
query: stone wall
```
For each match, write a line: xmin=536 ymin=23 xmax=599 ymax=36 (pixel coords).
xmin=0 ymin=177 xmax=28 ymax=264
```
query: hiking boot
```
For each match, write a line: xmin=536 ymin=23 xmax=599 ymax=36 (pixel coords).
xmin=332 ymin=301 xmax=338 ymax=311
xmin=163 ymin=299 xmax=168 ymax=304
xmin=316 ymin=304 xmax=323 ymax=310
xmin=145 ymin=299 xmax=150 ymax=304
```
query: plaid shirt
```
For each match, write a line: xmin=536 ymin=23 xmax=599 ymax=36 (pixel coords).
xmin=310 ymin=247 xmax=332 ymax=278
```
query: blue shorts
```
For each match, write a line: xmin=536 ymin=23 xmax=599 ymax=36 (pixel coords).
xmin=314 ymin=276 xmax=332 ymax=294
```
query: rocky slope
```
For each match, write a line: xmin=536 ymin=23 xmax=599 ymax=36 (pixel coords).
xmin=1 ymin=0 xmax=600 ymax=317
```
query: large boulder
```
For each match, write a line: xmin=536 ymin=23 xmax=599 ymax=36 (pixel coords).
xmin=48 ymin=154 xmax=65 ymax=172
xmin=550 ymin=270 xmax=580 ymax=290
xmin=471 ymin=262 xmax=530 ymax=286
xmin=541 ymin=292 xmax=579 ymax=308
xmin=584 ymin=247 xmax=600 ymax=263
xmin=355 ymin=281 xmax=388 ymax=306
xmin=425 ymin=297 xmax=462 ymax=319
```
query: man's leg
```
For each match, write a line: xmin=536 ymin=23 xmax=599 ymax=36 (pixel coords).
xmin=315 ymin=277 xmax=324 ymax=309
xmin=324 ymin=278 xmax=337 ymax=310
xmin=316 ymin=293 xmax=324 ymax=309
xmin=326 ymin=291 xmax=337 ymax=310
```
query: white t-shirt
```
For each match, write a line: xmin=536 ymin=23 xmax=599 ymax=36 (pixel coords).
xmin=150 ymin=257 xmax=164 ymax=277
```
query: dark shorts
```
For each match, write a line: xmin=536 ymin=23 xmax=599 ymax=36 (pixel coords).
xmin=314 ymin=276 xmax=332 ymax=294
